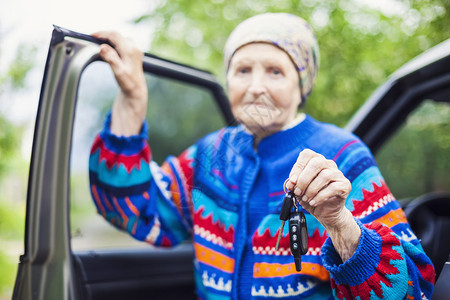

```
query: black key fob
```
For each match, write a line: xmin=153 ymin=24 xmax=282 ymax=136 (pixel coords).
xmin=289 ymin=210 xmax=308 ymax=271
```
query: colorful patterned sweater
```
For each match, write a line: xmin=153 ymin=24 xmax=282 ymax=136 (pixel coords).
xmin=89 ymin=113 xmax=435 ymax=299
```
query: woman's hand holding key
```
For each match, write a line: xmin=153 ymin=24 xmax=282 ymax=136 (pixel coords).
xmin=285 ymin=149 xmax=361 ymax=262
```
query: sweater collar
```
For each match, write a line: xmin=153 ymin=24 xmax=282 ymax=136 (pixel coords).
xmin=235 ymin=114 xmax=318 ymax=158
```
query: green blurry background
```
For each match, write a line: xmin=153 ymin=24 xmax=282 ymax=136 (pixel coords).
xmin=0 ymin=0 xmax=449 ymax=297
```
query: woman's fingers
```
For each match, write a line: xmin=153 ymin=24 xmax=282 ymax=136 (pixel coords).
xmin=304 ymin=179 xmax=350 ymax=208
xmin=92 ymin=31 xmax=146 ymax=99
xmin=300 ymin=168 xmax=335 ymax=201
xmin=99 ymin=43 xmax=138 ymax=94
xmin=287 ymin=148 xmax=350 ymax=206
xmin=92 ymin=30 xmax=144 ymax=68
xmin=287 ymin=149 xmax=352 ymax=232
xmin=288 ymin=149 xmax=328 ymax=196
xmin=286 ymin=149 xmax=317 ymax=190
xmin=92 ymin=30 xmax=148 ymax=137
xmin=99 ymin=44 xmax=124 ymax=75
xmin=92 ymin=31 xmax=134 ymax=59
xmin=302 ymin=165 xmax=346 ymax=201
xmin=294 ymin=156 xmax=329 ymax=199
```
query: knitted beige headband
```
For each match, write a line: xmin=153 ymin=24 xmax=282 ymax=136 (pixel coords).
xmin=224 ymin=13 xmax=320 ymax=102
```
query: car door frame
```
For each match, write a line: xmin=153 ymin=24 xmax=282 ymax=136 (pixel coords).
xmin=13 ymin=25 xmax=234 ymax=300
xmin=345 ymin=39 xmax=450 ymax=153
xmin=345 ymin=38 xmax=450 ymax=280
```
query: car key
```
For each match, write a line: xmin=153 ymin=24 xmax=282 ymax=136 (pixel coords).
xmin=275 ymin=191 xmax=295 ymax=250
xmin=289 ymin=206 xmax=308 ymax=271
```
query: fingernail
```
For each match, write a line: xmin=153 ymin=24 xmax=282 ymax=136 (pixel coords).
xmin=294 ymin=187 xmax=301 ymax=196
xmin=290 ymin=174 xmax=298 ymax=183
xmin=302 ymin=195 xmax=308 ymax=202
xmin=309 ymin=200 xmax=316 ymax=206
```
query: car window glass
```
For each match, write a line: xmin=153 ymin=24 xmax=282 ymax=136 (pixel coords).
xmin=375 ymin=100 xmax=450 ymax=202
xmin=70 ymin=61 xmax=226 ymax=250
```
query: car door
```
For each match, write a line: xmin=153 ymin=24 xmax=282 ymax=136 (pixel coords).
xmin=346 ymin=38 xmax=450 ymax=280
xmin=12 ymin=26 xmax=234 ymax=300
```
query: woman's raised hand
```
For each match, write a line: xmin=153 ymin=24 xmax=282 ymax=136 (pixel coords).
xmin=286 ymin=149 xmax=360 ymax=262
xmin=92 ymin=31 xmax=148 ymax=136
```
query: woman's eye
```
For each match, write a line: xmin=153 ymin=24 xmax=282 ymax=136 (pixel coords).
xmin=271 ymin=69 xmax=282 ymax=75
xmin=238 ymin=68 xmax=250 ymax=74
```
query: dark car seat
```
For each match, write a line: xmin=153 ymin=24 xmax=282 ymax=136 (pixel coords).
xmin=403 ymin=192 xmax=450 ymax=278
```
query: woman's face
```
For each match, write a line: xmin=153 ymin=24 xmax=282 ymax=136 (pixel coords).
xmin=227 ymin=43 xmax=301 ymax=138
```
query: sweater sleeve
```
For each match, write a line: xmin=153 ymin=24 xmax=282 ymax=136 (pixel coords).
xmin=88 ymin=113 xmax=196 ymax=247
xmin=321 ymin=139 xmax=435 ymax=300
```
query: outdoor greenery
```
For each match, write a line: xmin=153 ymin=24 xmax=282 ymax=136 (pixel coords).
xmin=135 ymin=0 xmax=450 ymax=199
xmin=0 ymin=195 xmax=25 ymax=296
xmin=137 ymin=0 xmax=449 ymax=125
xmin=0 ymin=43 xmax=34 ymax=297
xmin=377 ymin=101 xmax=450 ymax=199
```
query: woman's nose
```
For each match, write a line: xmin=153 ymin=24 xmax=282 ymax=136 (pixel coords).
xmin=247 ymin=74 xmax=266 ymax=97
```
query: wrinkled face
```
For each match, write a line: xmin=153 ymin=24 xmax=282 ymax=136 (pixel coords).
xmin=227 ymin=43 xmax=302 ymax=138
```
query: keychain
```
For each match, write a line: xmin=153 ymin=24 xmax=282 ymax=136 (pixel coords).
xmin=275 ymin=179 xmax=308 ymax=271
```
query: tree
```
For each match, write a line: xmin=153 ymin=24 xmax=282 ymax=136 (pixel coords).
xmin=0 ymin=41 xmax=35 ymax=297
xmin=133 ymin=0 xmax=450 ymax=199
xmin=135 ymin=0 xmax=449 ymax=126
xmin=0 ymin=44 xmax=35 ymax=179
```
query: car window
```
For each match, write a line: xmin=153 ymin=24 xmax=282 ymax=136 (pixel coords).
xmin=70 ymin=61 xmax=226 ymax=250
xmin=375 ymin=100 xmax=450 ymax=202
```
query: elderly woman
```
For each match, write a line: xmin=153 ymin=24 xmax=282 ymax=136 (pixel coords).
xmin=89 ymin=13 xmax=435 ymax=299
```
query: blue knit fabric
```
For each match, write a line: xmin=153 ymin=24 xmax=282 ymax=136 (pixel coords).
xmin=89 ymin=113 xmax=435 ymax=299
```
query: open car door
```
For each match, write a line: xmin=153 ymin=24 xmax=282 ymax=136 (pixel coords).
xmin=346 ymin=38 xmax=450 ymax=290
xmin=13 ymin=26 xmax=234 ymax=300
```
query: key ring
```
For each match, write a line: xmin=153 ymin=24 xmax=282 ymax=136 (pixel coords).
xmin=283 ymin=178 xmax=290 ymax=194
xmin=283 ymin=178 xmax=299 ymax=210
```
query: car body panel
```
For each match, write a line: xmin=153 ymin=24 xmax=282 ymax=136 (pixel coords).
xmin=13 ymin=34 xmax=98 ymax=300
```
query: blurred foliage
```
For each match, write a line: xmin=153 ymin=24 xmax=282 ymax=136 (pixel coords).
xmin=0 ymin=43 xmax=35 ymax=179
xmin=0 ymin=39 xmax=34 ymax=297
xmin=376 ymin=101 xmax=450 ymax=199
xmin=0 ymin=249 xmax=16 ymax=297
xmin=77 ymin=62 xmax=226 ymax=163
xmin=0 ymin=198 xmax=25 ymax=297
xmin=0 ymin=116 xmax=23 ymax=179
xmin=0 ymin=44 xmax=36 ymax=93
xmin=136 ymin=0 xmax=449 ymax=126
xmin=145 ymin=75 xmax=226 ymax=163
xmin=131 ymin=0 xmax=449 ymax=200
